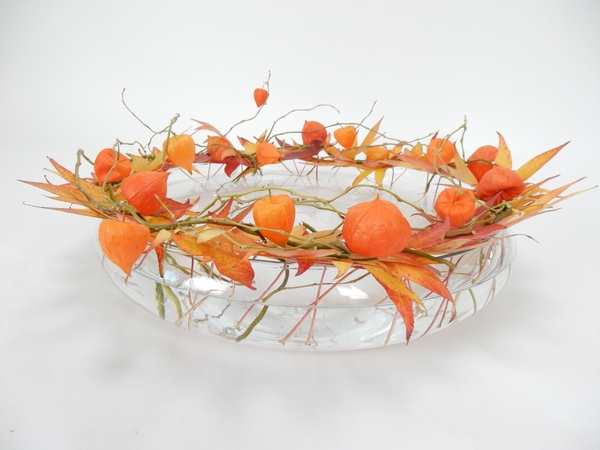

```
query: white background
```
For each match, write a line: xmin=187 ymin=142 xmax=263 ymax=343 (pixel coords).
xmin=2 ymin=0 xmax=600 ymax=449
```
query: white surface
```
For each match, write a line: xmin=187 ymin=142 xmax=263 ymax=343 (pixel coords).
xmin=2 ymin=0 xmax=600 ymax=449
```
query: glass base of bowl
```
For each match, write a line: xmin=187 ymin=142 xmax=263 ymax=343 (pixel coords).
xmin=98 ymin=166 xmax=517 ymax=350
xmin=99 ymin=236 xmax=515 ymax=351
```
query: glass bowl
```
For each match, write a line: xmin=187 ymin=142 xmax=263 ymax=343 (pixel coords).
xmin=98 ymin=165 xmax=516 ymax=350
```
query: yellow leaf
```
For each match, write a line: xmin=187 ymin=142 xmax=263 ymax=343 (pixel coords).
xmin=374 ymin=167 xmax=387 ymax=187
xmin=515 ymin=142 xmax=569 ymax=181
xmin=151 ymin=229 xmax=172 ymax=248
xmin=495 ymin=132 xmax=512 ymax=169
xmin=342 ymin=118 xmax=383 ymax=159
xmin=447 ymin=152 xmax=478 ymax=186
xmin=332 ymin=260 xmax=353 ymax=278
xmin=128 ymin=148 xmax=165 ymax=172
xmin=352 ymin=168 xmax=374 ymax=186
xmin=196 ymin=228 xmax=223 ymax=243
xmin=365 ymin=264 xmax=419 ymax=342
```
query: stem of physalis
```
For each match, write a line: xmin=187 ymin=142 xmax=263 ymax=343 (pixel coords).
xmin=235 ymin=263 xmax=290 ymax=343
xmin=305 ymin=266 xmax=327 ymax=345
xmin=279 ymin=267 xmax=359 ymax=345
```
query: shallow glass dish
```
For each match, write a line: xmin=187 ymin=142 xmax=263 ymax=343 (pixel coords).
xmin=99 ymin=166 xmax=516 ymax=350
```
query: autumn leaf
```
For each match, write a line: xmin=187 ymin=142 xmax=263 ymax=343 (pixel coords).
xmin=343 ymin=118 xmax=383 ymax=159
xmin=365 ymin=265 xmax=420 ymax=343
xmin=383 ymin=261 xmax=454 ymax=306
xmin=172 ymin=233 xmax=256 ymax=290
xmin=407 ymin=219 xmax=450 ymax=250
xmin=495 ymin=132 xmax=513 ymax=169
xmin=515 ymin=142 xmax=569 ymax=181
xmin=128 ymin=148 xmax=165 ymax=172
xmin=47 ymin=158 xmax=110 ymax=203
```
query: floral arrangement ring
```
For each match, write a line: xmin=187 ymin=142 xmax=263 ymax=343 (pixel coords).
xmin=24 ymin=82 xmax=589 ymax=350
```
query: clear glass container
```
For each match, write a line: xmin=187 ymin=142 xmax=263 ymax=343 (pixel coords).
xmin=98 ymin=165 xmax=516 ymax=350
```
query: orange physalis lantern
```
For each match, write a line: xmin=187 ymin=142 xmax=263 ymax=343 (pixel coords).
xmin=163 ymin=134 xmax=196 ymax=174
xmin=98 ymin=219 xmax=150 ymax=275
xmin=120 ymin=171 xmax=169 ymax=215
xmin=434 ymin=187 xmax=476 ymax=227
xmin=342 ymin=197 xmax=411 ymax=258
xmin=476 ymin=166 xmax=525 ymax=203
xmin=256 ymin=142 xmax=280 ymax=166
xmin=93 ymin=148 xmax=132 ymax=185
xmin=467 ymin=145 xmax=498 ymax=181
xmin=426 ymin=138 xmax=456 ymax=165
xmin=253 ymin=88 xmax=269 ymax=107
xmin=333 ymin=126 xmax=357 ymax=149
xmin=302 ymin=121 xmax=327 ymax=146
xmin=253 ymin=194 xmax=296 ymax=246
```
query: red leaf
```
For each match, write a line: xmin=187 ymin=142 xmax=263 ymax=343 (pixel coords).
xmin=296 ymin=258 xmax=316 ymax=276
xmin=407 ymin=218 xmax=450 ymax=249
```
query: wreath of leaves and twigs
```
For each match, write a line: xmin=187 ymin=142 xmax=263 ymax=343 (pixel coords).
xmin=23 ymin=76 xmax=591 ymax=343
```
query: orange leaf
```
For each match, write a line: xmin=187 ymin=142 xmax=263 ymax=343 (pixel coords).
xmin=21 ymin=180 xmax=96 ymax=207
xmin=365 ymin=265 xmax=419 ymax=343
xmin=384 ymin=261 xmax=454 ymax=305
xmin=172 ymin=234 xmax=255 ymax=289
xmin=211 ymin=244 xmax=256 ymax=290
xmin=47 ymin=159 xmax=110 ymax=203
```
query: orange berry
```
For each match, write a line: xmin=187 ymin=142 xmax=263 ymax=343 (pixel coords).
xmin=94 ymin=148 xmax=132 ymax=185
xmin=302 ymin=121 xmax=327 ymax=146
xmin=426 ymin=138 xmax=456 ymax=165
xmin=434 ymin=187 xmax=476 ymax=227
xmin=476 ymin=166 xmax=525 ymax=203
xmin=256 ymin=142 xmax=280 ymax=166
xmin=467 ymin=145 xmax=498 ymax=181
xmin=333 ymin=126 xmax=357 ymax=149
xmin=120 ymin=171 xmax=169 ymax=215
xmin=342 ymin=197 xmax=411 ymax=258
xmin=253 ymin=88 xmax=269 ymax=107
xmin=163 ymin=134 xmax=196 ymax=173
xmin=98 ymin=220 xmax=150 ymax=275
xmin=253 ymin=194 xmax=296 ymax=246
xmin=365 ymin=147 xmax=390 ymax=160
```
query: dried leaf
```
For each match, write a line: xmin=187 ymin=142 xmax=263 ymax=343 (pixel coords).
xmin=172 ymin=233 xmax=255 ymax=289
xmin=447 ymin=152 xmax=478 ymax=185
xmin=495 ymin=132 xmax=512 ymax=169
xmin=384 ymin=262 xmax=453 ymax=305
xmin=332 ymin=259 xmax=353 ymax=278
xmin=365 ymin=265 xmax=419 ymax=343
xmin=515 ymin=142 xmax=569 ymax=181
xmin=407 ymin=219 xmax=450 ymax=250
xmin=191 ymin=119 xmax=224 ymax=136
